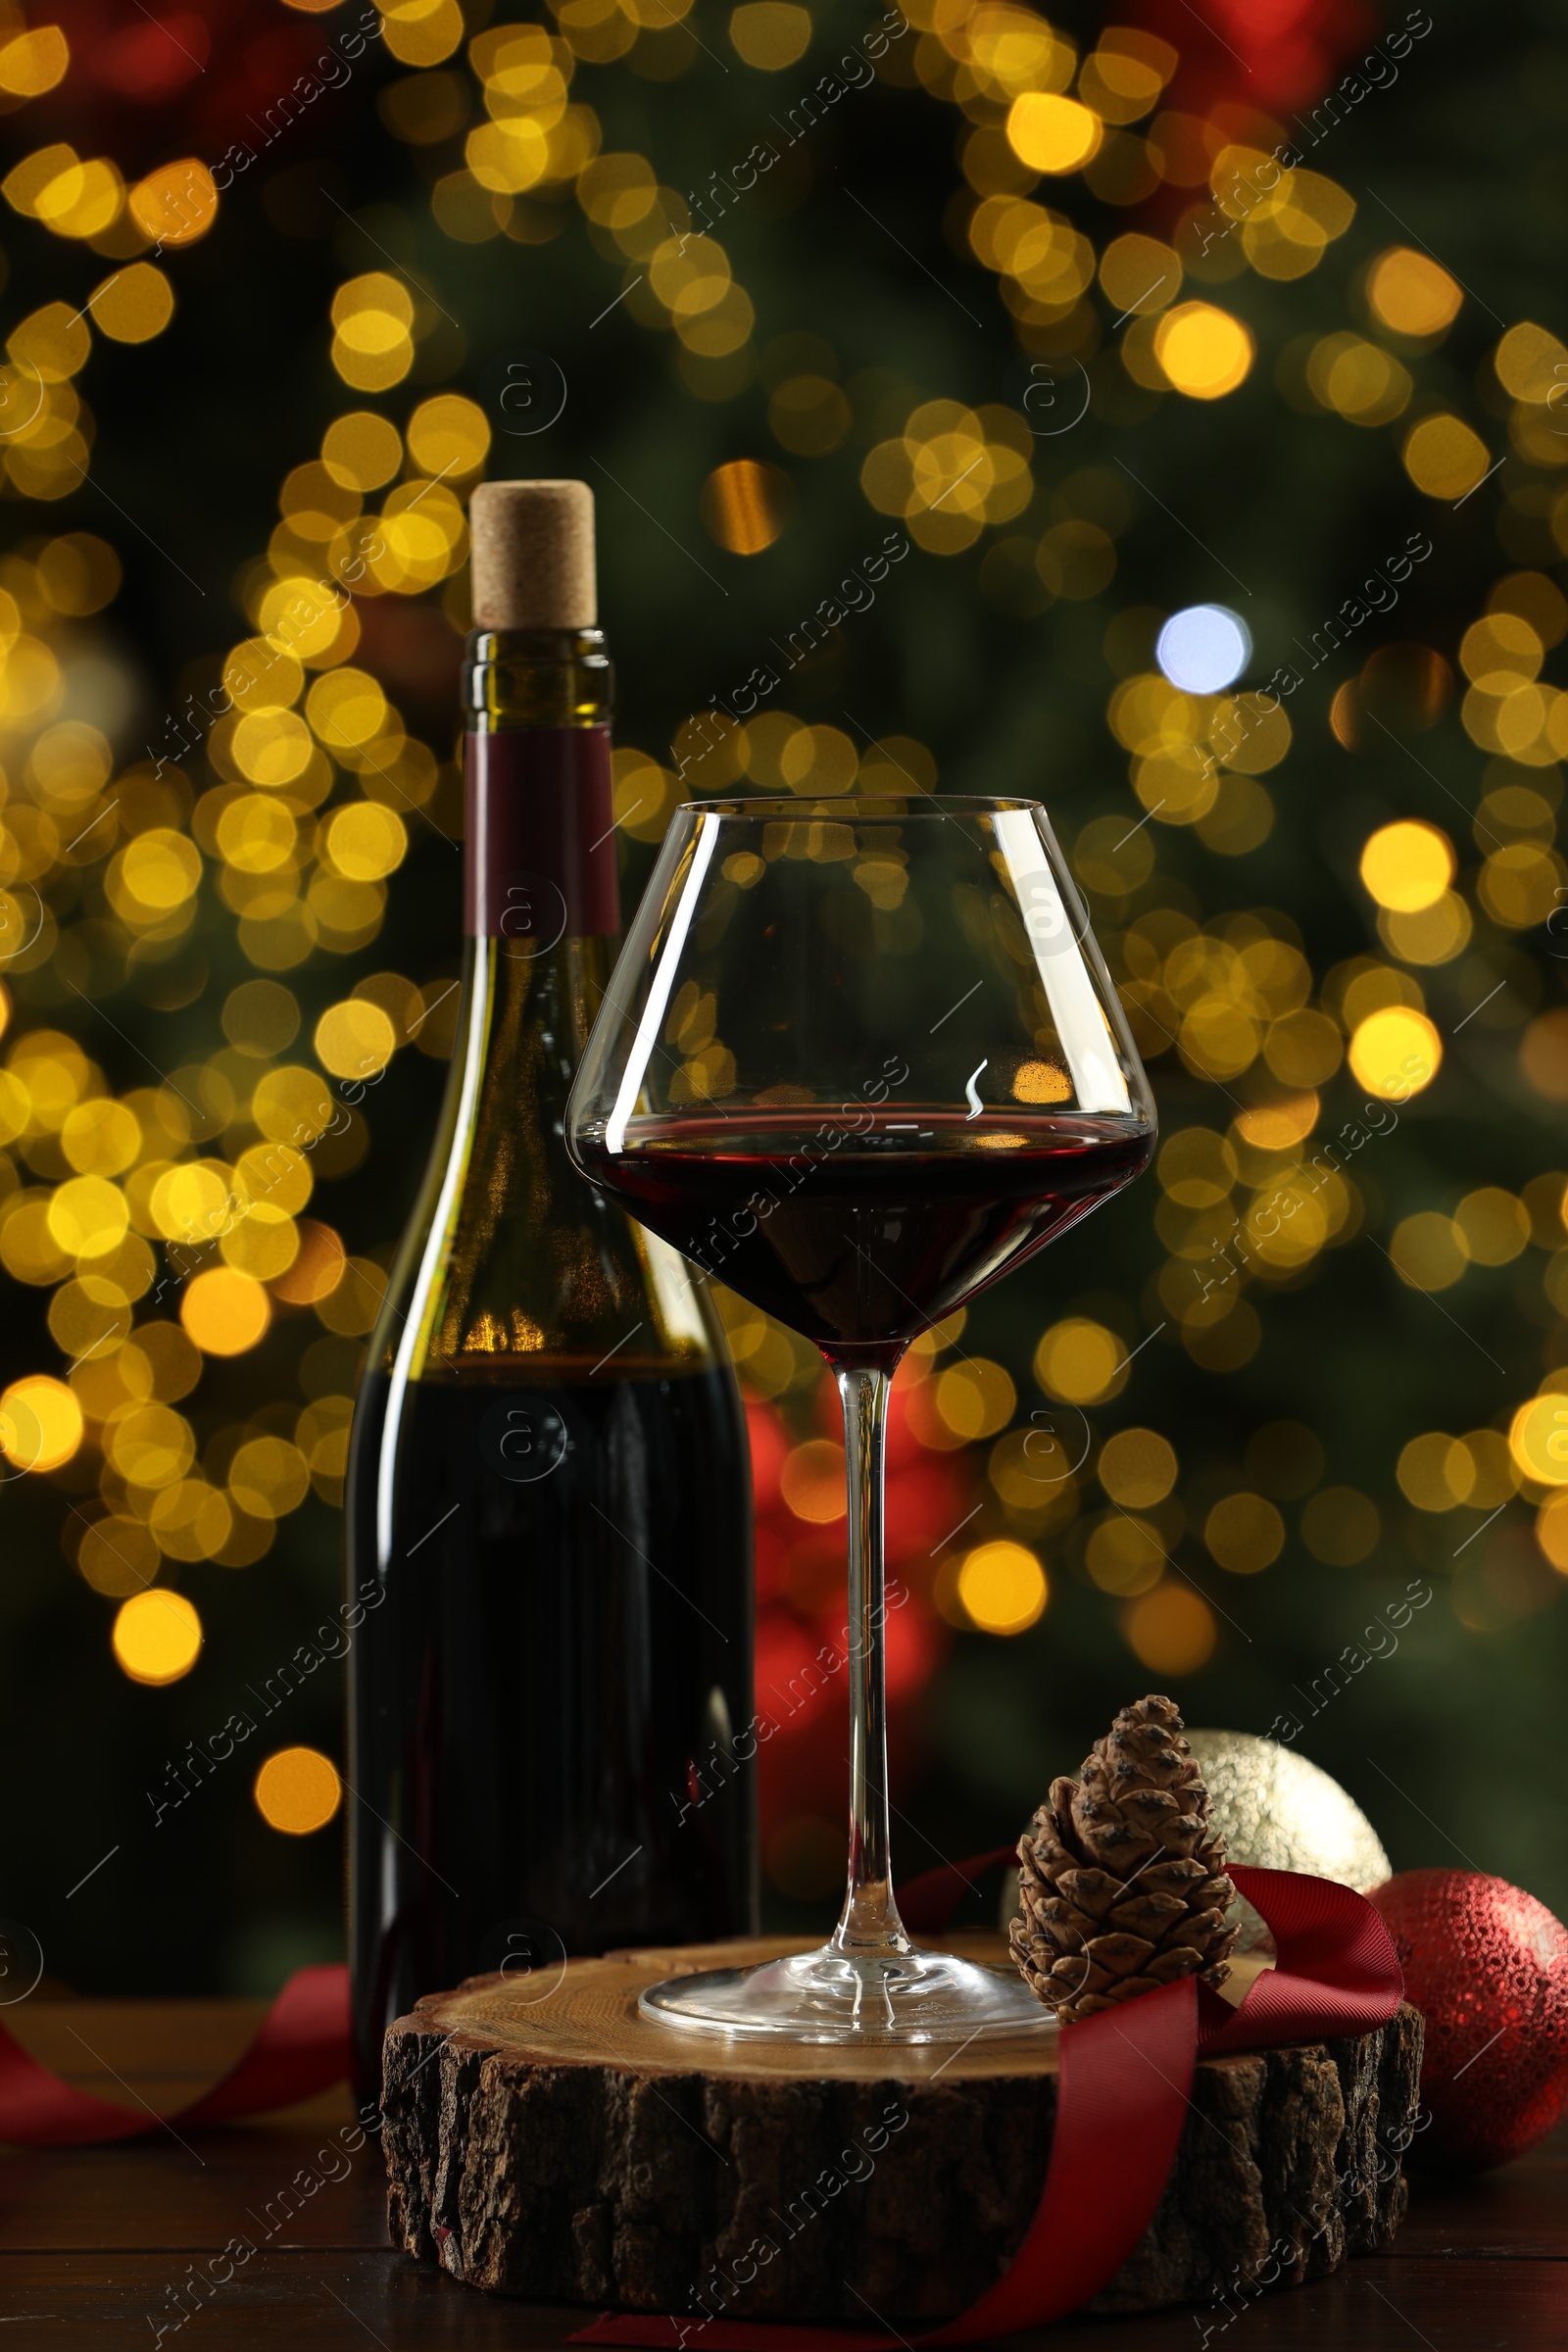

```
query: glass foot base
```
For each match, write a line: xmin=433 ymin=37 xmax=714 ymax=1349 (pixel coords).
xmin=638 ymin=1943 xmax=1057 ymax=2043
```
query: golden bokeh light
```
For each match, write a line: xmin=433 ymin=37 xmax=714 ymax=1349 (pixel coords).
xmin=254 ymin=1745 xmax=344 ymax=1835
xmin=76 ymin=1514 xmax=160 ymax=1597
xmin=1366 ymin=246 xmax=1461 ymax=339
xmin=1006 ymin=92 xmax=1102 ymax=173
xmin=1307 ymin=333 xmax=1411 ymax=427
xmin=12 ymin=151 xmax=123 ymax=240
xmin=1233 ymin=1093 xmax=1319 ymax=1152
xmin=650 ymin=231 xmax=734 ymax=323
xmin=1538 ymin=1494 xmax=1568 ymax=1573
xmin=700 ymin=459 xmax=791 ymax=555
xmin=306 ymin=667 xmax=388 ymax=749
xmin=406 ymin=392 xmax=491 ymax=478
xmin=779 ymin=1437 xmax=846 ymax=1522
xmin=218 ymin=794 xmax=299 ymax=875
xmin=934 ymin=1357 xmax=1016 ymax=1441
xmin=1455 ymin=1187 xmax=1530 ymax=1266
xmin=1123 ymin=1583 xmax=1215 ymax=1675
xmin=253 ymin=1064 xmax=334 ymax=1146
xmin=1358 ymin=820 xmax=1454 ymax=912
xmin=121 ymin=830 xmax=203 ymax=914
xmin=0 ymin=24 xmax=70 ymax=95
xmin=232 ymin=709 xmax=314 ymax=788
xmin=321 ymin=802 xmax=408 ymax=881
xmin=5 ymin=293 xmax=89 ymax=381
xmin=321 ymin=411 xmax=403 ymax=492
xmin=223 ymin=981 xmax=303 ymax=1060
xmin=31 ymin=719 xmax=111 ymax=805
xmin=572 ymin=143 xmax=649 ymax=223
xmin=149 ymin=1161 xmax=230 ymax=1248
xmin=1080 ymin=27 xmax=1176 ymax=122
xmin=1099 ymin=232 xmax=1180 ymax=318
xmin=1396 ymin=1431 xmax=1475 ymax=1513
xmin=180 ymin=1268 xmax=271 ymax=1356
xmin=1460 ymin=611 xmax=1542 ymax=692
xmin=330 ymin=272 xmax=416 ymax=392
xmin=48 ymin=1274 xmax=131 ymax=1358
xmin=956 ymin=1540 xmax=1047 ymax=1634
xmin=1348 ymin=1005 xmax=1441 ymax=1100
xmin=728 ymin=2 xmax=811 ymax=69
xmin=1389 ymin=1210 xmax=1467 ymax=1292
xmin=282 ymin=461 xmax=362 ymax=546
xmin=1509 ymin=1393 xmax=1568 ymax=1488
xmin=1204 ymin=1491 xmax=1285 ymax=1574
xmin=1154 ymin=302 xmax=1253 ymax=399
xmin=315 ymin=1254 xmax=387 ymax=1336
xmin=151 ymin=1480 xmax=233 ymax=1563
xmin=381 ymin=0 xmax=465 ymax=65
xmin=127 ymin=159 xmax=217 ymax=247
xmin=316 ymin=1000 xmax=397 ymax=1082
xmin=228 ymin=1436 xmax=311 ymax=1520
xmin=0 ymin=1374 xmax=82 ymax=1472
xmin=35 ymin=533 xmax=120 ymax=614
xmin=46 ymin=1174 xmax=129 ymax=1255
xmin=61 ymin=1098 xmax=140 ymax=1176
xmin=108 ymin=1400 xmax=195 ymax=1489
xmin=1157 ymin=1126 xmax=1237 ymax=1206
xmin=1494 ymin=320 xmax=1568 ymax=405
xmin=1402 ymin=414 xmax=1490 ymax=500
xmin=1521 ymin=1011 xmax=1568 ymax=1102
xmin=113 ymin=1589 xmax=202 ymax=1687
xmin=1098 ymin=1427 xmax=1178 ymax=1508
xmin=89 ymin=264 xmax=174 ymax=345
xmin=269 ymin=1221 xmax=346 ymax=1308
xmin=221 ymin=1204 xmax=301 ymax=1282
xmin=1086 ymin=1513 xmax=1164 ymax=1596
xmin=1033 ymin=1317 xmax=1128 ymax=1403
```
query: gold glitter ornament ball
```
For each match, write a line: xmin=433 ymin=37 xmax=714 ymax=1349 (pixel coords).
xmin=1183 ymin=1731 xmax=1390 ymax=1890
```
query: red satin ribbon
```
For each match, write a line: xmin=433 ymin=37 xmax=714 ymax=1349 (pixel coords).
xmin=573 ymin=1854 xmax=1403 ymax=2350
xmin=0 ymin=1963 xmax=349 ymax=2147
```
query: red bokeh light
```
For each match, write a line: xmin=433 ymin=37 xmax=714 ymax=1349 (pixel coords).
xmin=747 ymin=1382 xmax=969 ymax=1860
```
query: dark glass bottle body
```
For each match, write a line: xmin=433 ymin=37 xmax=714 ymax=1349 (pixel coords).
xmin=345 ymin=626 xmax=756 ymax=2109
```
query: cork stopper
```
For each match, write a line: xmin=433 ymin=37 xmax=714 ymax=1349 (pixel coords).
xmin=469 ymin=479 xmax=597 ymax=629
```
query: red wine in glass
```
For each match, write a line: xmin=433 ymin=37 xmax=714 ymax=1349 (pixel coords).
xmin=577 ymin=1107 xmax=1153 ymax=1368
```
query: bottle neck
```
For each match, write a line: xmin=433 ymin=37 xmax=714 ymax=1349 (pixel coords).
xmin=463 ymin=624 xmax=612 ymax=729
xmin=452 ymin=931 xmax=608 ymax=1100
xmin=382 ymin=630 xmax=721 ymax=1381
xmin=463 ymin=624 xmax=618 ymax=952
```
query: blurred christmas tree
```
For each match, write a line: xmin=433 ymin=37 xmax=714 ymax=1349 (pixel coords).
xmin=0 ymin=0 xmax=1566 ymax=1991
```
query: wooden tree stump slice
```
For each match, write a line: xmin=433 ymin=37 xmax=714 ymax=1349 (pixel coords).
xmin=381 ymin=1934 xmax=1423 ymax=2325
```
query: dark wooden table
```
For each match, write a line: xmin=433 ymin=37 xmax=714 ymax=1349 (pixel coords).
xmin=0 ymin=1998 xmax=1563 ymax=2348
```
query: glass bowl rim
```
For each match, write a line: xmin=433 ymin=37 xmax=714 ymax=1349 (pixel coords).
xmin=674 ymin=793 xmax=1047 ymax=819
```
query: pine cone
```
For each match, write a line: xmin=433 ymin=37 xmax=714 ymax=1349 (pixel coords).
xmin=1008 ymin=1693 xmax=1238 ymax=2023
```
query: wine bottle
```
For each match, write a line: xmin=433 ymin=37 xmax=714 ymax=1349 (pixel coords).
xmin=345 ymin=480 xmax=757 ymax=2111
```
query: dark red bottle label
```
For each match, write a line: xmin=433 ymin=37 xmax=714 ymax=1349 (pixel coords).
xmin=464 ymin=726 xmax=619 ymax=942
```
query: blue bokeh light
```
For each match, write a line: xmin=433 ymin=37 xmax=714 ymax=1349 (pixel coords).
xmin=1155 ymin=605 xmax=1251 ymax=694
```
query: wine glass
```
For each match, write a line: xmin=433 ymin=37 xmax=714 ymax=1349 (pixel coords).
xmin=566 ymin=795 xmax=1156 ymax=2039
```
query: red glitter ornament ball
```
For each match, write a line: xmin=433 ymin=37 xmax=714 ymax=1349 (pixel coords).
xmin=1369 ymin=1868 xmax=1568 ymax=2169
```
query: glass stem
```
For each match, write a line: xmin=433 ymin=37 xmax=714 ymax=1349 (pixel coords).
xmin=830 ymin=1364 xmax=910 ymax=1959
